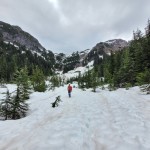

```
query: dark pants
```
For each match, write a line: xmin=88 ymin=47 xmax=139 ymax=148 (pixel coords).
xmin=68 ymin=90 xmax=71 ymax=97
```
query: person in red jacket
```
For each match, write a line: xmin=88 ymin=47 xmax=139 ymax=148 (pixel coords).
xmin=67 ymin=84 xmax=72 ymax=98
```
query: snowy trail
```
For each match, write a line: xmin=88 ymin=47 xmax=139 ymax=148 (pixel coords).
xmin=99 ymin=90 xmax=150 ymax=149
xmin=0 ymin=86 xmax=150 ymax=150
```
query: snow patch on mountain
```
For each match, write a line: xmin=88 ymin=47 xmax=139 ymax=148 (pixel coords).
xmin=60 ymin=60 xmax=94 ymax=80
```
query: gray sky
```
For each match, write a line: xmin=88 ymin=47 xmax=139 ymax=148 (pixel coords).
xmin=0 ymin=0 xmax=150 ymax=54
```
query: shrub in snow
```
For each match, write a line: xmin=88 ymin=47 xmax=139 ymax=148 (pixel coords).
xmin=136 ymin=70 xmax=150 ymax=86
xmin=0 ymin=79 xmax=6 ymax=87
xmin=136 ymin=70 xmax=150 ymax=94
xmin=108 ymin=84 xmax=116 ymax=91
xmin=101 ymin=85 xmax=105 ymax=90
xmin=125 ymin=83 xmax=132 ymax=90
xmin=140 ymin=84 xmax=150 ymax=94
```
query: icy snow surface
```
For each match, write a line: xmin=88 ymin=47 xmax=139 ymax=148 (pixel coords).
xmin=0 ymin=85 xmax=150 ymax=150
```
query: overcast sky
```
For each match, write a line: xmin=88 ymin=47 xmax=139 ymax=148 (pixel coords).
xmin=0 ymin=0 xmax=150 ymax=54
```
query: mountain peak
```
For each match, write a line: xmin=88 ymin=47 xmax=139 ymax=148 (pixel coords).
xmin=105 ymin=39 xmax=128 ymax=47
xmin=0 ymin=21 xmax=45 ymax=52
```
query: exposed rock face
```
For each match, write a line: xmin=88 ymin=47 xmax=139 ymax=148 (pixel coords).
xmin=0 ymin=21 xmax=44 ymax=52
xmin=82 ymin=39 xmax=128 ymax=65
xmin=93 ymin=39 xmax=128 ymax=54
xmin=102 ymin=39 xmax=128 ymax=53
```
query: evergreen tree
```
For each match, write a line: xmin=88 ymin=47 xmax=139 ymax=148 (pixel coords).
xmin=50 ymin=75 xmax=61 ymax=90
xmin=77 ymin=71 xmax=82 ymax=88
xmin=134 ymin=40 xmax=144 ymax=74
xmin=31 ymin=66 xmax=46 ymax=92
xmin=0 ymin=90 xmax=12 ymax=120
xmin=117 ymin=48 xmax=130 ymax=87
xmin=103 ymin=63 xmax=112 ymax=84
xmin=142 ymin=37 xmax=150 ymax=70
xmin=136 ymin=69 xmax=150 ymax=85
xmin=0 ymin=87 xmax=29 ymax=120
xmin=109 ymin=51 xmax=115 ymax=76
xmin=91 ymin=70 xmax=99 ymax=92
xmin=84 ymin=69 xmax=92 ymax=88
xmin=113 ymin=50 xmax=122 ymax=87
xmin=11 ymin=87 xmax=29 ymax=119
xmin=15 ymin=66 xmax=30 ymax=100
xmin=145 ymin=19 xmax=150 ymax=37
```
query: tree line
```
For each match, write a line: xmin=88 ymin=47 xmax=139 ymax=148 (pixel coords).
xmin=101 ymin=20 xmax=150 ymax=89
xmin=0 ymin=65 xmax=63 ymax=120
xmin=68 ymin=20 xmax=150 ymax=92
xmin=0 ymin=41 xmax=55 ymax=82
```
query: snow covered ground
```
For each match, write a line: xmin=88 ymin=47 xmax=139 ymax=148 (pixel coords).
xmin=0 ymin=84 xmax=150 ymax=150
xmin=58 ymin=61 xmax=94 ymax=80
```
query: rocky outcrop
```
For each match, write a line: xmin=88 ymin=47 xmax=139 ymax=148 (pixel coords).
xmin=0 ymin=21 xmax=44 ymax=52
xmin=82 ymin=39 xmax=128 ymax=65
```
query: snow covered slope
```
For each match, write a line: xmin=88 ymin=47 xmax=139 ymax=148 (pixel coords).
xmin=0 ymin=85 xmax=150 ymax=150
xmin=58 ymin=60 xmax=94 ymax=81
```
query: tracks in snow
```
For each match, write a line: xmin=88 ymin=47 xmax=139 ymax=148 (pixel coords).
xmin=0 ymin=87 xmax=150 ymax=150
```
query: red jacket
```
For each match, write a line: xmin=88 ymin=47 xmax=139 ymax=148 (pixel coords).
xmin=68 ymin=85 xmax=72 ymax=92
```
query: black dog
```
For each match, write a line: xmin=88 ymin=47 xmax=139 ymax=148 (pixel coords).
xmin=51 ymin=96 xmax=62 ymax=108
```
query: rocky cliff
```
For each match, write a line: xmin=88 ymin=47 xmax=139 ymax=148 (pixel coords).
xmin=0 ymin=21 xmax=45 ymax=53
